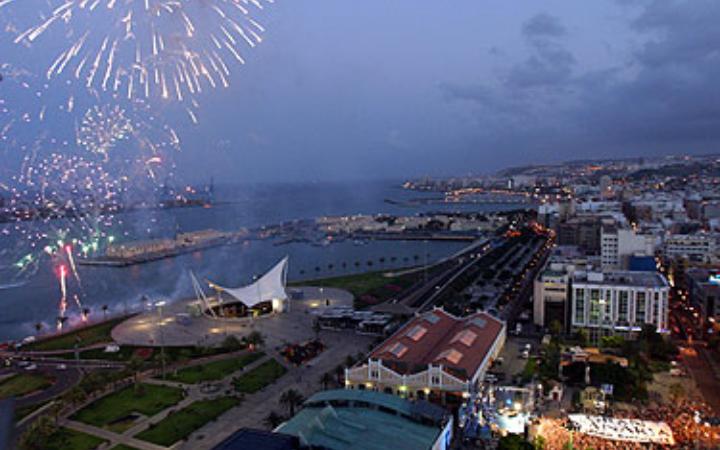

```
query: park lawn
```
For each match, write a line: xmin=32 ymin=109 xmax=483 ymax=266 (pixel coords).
xmin=165 ymin=352 xmax=265 ymax=384
xmin=292 ymin=270 xmax=399 ymax=298
xmin=136 ymin=397 xmax=240 ymax=446
xmin=41 ymin=427 xmax=107 ymax=450
xmin=14 ymin=402 xmax=47 ymax=422
xmin=0 ymin=373 xmax=52 ymax=399
xmin=233 ymin=359 xmax=287 ymax=394
xmin=71 ymin=383 xmax=184 ymax=428
xmin=25 ymin=317 xmax=128 ymax=351
xmin=54 ymin=344 xmax=238 ymax=362
xmin=109 ymin=445 xmax=140 ymax=450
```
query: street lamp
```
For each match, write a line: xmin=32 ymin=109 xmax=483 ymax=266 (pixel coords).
xmin=155 ymin=300 xmax=167 ymax=379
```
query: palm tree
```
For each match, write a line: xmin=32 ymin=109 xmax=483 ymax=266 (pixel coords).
xmin=56 ymin=316 xmax=68 ymax=330
xmin=101 ymin=304 xmax=109 ymax=320
xmin=82 ymin=307 xmax=91 ymax=321
xmin=320 ymin=372 xmax=334 ymax=390
xmin=264 ymin=411 xmax=284 ymax=429
xmin=279 ymin=389 xmax=304 ymax=417
xmin=312 ymin=320 xmax=321 ymax=340
xmin=34 ymin=322 xmax=43 ymax=335
xmin=66 ymin=386 xmax=87 ymax=407
xmin=334 ymin=364 xmax=345 ymax=385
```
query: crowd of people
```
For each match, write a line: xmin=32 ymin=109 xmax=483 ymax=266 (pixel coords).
xmin=532 ymin=398 xmax=720 ymax=449
xmin=567 ymin=414 xmax=674 ymax=445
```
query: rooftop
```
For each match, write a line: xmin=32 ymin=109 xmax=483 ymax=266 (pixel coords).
xmin=277 ymin=390 xmax=447 ymax=450
xmin=573 ymin=270 xmax=668 ymax=288
xmin=213 ymin=429 xmax=301 ymax=450
xmin=369 ymin=309 xmax=504 ymax=381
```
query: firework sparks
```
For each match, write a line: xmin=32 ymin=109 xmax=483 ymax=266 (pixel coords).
xmin=2 ymin=0 xmax=274 ymax=119
xmin=57 ymin=264 xmax=67 ymax=328
xmin=77 ymin=104 xmax=134 ymax=160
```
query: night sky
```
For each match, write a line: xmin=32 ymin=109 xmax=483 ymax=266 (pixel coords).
xmin=1 ymin=0 xmax=719 ymax=183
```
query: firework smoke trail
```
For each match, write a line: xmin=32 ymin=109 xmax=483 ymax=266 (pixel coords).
xmin=2 ymin=0 xmax=274 ymax=121
xmin=73 ymin=294 xmax=87 ymax=321
xmin=58 ymin=264 xmax=68 ymax=329
xmin=65 ymin=243 xmax=83 ymax=288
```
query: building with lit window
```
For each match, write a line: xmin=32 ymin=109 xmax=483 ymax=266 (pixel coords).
xmin=570 ymin=271 xmax=669 ymax=339
xmin=345 ymin=308 xmax=505 ymax=406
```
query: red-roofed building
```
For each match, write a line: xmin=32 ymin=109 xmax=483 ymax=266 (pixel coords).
xmin=345 ymin=308 xmax=506 ymax=405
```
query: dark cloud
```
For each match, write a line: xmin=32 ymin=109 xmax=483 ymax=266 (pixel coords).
xmin=505 ymin=39 xmax=576 ymax=88
xmin=442 ymin=1 xmax=720 ymax=163
xmin=522 ymin=13 xmax=567 ymax=38
xmin=505 ymin=14 xmax=576 ymax=89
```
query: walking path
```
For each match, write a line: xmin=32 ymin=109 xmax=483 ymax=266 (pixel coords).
xmin=180 ymin=331 xmax=373 ymax=450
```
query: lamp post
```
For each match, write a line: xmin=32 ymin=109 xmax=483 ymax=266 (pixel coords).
xmin=155 ymin=300 xmax=167 ymax=379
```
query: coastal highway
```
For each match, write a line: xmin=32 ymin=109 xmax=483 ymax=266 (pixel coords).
xmin=390 ymin=238 xmax=504 ymax=313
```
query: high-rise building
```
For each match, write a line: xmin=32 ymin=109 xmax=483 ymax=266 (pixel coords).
xmin=570 ymin=271 xmax=670 ymax=339
xmin=600 ymin=226 xmax=655 ymax=270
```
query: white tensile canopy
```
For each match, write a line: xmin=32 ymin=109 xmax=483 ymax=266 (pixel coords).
xmin=208 ymin=256 xmax=289 ymax=308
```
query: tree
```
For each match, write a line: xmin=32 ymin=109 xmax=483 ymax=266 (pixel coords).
xmin=222 ymin=335 xmax=243 ymax=351
xmin=549 ymin=320 xmax=563 ymax=337
xmin=128 ymin=355 xmax=144 ymax=385
xmin=576 ymin=329 xmax=589 ymax=347
xmin=66 ymin=386 xmax=87 ymax=407
xmin=334 ymin=364 xmax=345 ymax=384
xmin=101 ymin=304 xmax=109 ymax=320
xmin=20 ymin=415 xmax=58 ymax=450
xmin=279 ymin=389 xmax=305 ymax=417
xmin=264 ymin=411 xmax=285 ymax=429
xmin=312 ymin=320 xmax=322 ymax=340
xmin=498 ymin=434 xmax=532 ymax=450
xmin=533 ymin=435 xmax=547 ymax=450
xmin=320 ymin=372 xmax=334 ymax=390
xmin=246 ymin=331 xmax=265 ymax=350
xmin=34 ymin=322 xmax=43 ymax=335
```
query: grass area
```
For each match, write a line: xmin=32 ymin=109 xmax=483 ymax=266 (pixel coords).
xmin=292 ymin=269 xmax=421 ymax=308
xmin=54 ymin=344 xmax=238 ymax=362
xmin=0 ymin=373 xmax=52 ymax=399
xmin=109 ymin=446 xmax=140 ymax=450
xmin=293 ymin=270 xmax=399 ymax=297
xmin=14 ymin=402 xmax=47 ymax=422
xmin=39 ymin=427 xmax=107 ymax=450
xmin=71 ymin=383 xmax=184 ymax=428
xmin=233 ymin=358 xmax=287 ymax=394
xmin=165 ymin=352 xmax=265 ymax=384
xmin=136 ymin=397 xmax=240 ymax=446
xmin=24 ymin=317 xmax=129 ymax=351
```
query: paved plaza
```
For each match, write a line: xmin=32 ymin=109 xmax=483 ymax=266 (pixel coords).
xmin=112 ymin=286 xmax=354 ymax=348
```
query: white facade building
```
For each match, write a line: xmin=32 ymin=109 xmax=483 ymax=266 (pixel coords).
xmin=601 ymin=227 xmax=655 ymax=270
xmin=570 ymin=271 xmax=670 ymax=337
xmin=663 ymin=234 xmax=717 ymax=262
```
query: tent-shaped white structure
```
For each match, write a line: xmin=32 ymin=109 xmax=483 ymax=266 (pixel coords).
xmin=208 ymin=256 xmax=290 ymax=313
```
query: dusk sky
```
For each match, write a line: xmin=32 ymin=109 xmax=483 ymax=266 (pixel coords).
xmin=2 ymin=0 xmax=719 ymax=183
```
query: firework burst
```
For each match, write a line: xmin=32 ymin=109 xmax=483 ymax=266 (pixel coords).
xmin=2 ymin=0 xmax=273 ymax=121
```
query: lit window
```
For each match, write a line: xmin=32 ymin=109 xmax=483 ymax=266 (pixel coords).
xmin=406 ymin=325 xmax=428 ymax=341
xmin=451 ymin=329 xmax=478 ymax=347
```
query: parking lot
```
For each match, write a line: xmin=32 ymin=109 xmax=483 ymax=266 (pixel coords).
xmin=487 ymin=336 xmax=538 ymax=385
